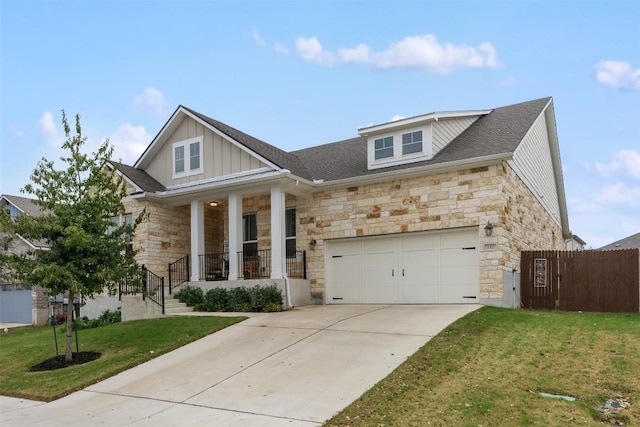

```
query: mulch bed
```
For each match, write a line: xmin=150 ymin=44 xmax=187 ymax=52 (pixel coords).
xmin=29 ymin=352 xmax=102 ymax=371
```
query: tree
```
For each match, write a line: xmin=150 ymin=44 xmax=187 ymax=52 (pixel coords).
xmin=0 ymin=111 xmax=146 ymax=361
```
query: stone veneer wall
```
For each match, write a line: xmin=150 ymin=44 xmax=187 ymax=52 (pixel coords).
xmin=295 ymin=162 xmax=565 ymax=302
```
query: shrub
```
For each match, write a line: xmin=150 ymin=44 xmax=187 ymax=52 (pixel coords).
xmin=195 ymin=285 xmax=284 ymax=312
xmin=174 ymin=286 xmax=204 ymax=307
xmin=227 ymin=287 xmax=252 ymax=312
xmin=203 ymin=287 xmax=228 ymax=312
xmin=64 ymin=308 xmax=122 ymax=331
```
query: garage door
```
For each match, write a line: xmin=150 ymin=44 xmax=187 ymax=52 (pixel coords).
xmin=326 ymin=228 xmax=479 ymax=304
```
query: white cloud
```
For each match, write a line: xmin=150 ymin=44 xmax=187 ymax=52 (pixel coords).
xmin=391 ymin=115 xmax=406 ymax=122
xmin=252 ymin=28 xmax=265 ymax=46
xmin=38 ymin=111 xmax=57 ymax=139
xmin=109 ymin=123 xmax=150 ymax=164
xmin=595 ymin=61 xmax=640 ymax=90
xmin=499 ymin=76 xmax=517 ymax=87
xmin=134 ymin=88 xmax=168 ymax=116
xmin=595 ymin=149 xmax=640 ymax=179
xmin=296 ymin=34 xmax=501 ymax=73
xmin=9 ymin=123 xmax=26 ymax=139
xmin=295 ymin=37 xmax=336 ymax=66
xmin=273 ymin=42 xmax=288 ymax=54
xmin=596 ymin=182 xmax=640 ymax=207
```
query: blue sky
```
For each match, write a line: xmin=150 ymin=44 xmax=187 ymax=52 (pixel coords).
xmin=0 ymin=0 xmax=638 ymax=248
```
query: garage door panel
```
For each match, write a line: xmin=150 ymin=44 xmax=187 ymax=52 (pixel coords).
xmin=326 ymin=228 xmax=479 ymax=304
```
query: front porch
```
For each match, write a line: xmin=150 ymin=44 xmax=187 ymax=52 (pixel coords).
xmin=198 ymin=249 xmax=307 ymax=281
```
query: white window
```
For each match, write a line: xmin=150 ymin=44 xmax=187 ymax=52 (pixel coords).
xmin=243 ymin=213 xmax=258 ymax=256
xmin=402 ymin=131 xmax=423 ymax=155
xmin=285 ymin=208 xmax=296 ymax=258
xmin=172 ymin=137 xmax=203 ymax=178
xmin=374 ymin=136 xmax=394 ymax=160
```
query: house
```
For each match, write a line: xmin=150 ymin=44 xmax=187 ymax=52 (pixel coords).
xmin=112 ymin=96 xmax=571 ymax=312
xmin=0 ymin=194 xmax=121 ymax=324
xmin=566 ymin=234 xmax=587 ymax=250
xmin=600 ymin=232 xmax=640 ymax=250
xmin=0 ymin=194 xmax=50 ymax=325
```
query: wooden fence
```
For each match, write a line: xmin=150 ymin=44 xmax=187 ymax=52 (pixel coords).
xmin=520 ymin=249 xmax=639 ymax=312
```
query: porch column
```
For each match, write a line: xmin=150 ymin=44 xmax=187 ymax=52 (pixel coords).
xmin=270 ymin=185 xmax=285 ymax=279
xmin=228 ymin=193 xmax=243 ymax=280
xmin=190 ymin=200 xmax=205 ymax=282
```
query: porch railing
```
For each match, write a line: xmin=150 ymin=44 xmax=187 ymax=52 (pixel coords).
xmin=234 ymin=250 xmax=307 ymax=279
xmin=199 ymin=253 xmax=229 ymax=281
xmin=168 ymin=254 xmax=189 ymax=294
xmin=118 ymin=265 xmax=165 ymax=314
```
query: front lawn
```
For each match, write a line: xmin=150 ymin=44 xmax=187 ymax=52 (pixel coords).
xmin=326 ymin=307 xmax=640 ymax=426
xmin=0 ymin=316 xmax=244 ymax=401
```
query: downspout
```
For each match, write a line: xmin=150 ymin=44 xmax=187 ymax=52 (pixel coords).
xmin=283 ymin=273 xmax=294 ymax=310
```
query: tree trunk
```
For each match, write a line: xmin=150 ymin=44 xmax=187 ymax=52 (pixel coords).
xmin=65 ymin=290 xmax=74 ymax=362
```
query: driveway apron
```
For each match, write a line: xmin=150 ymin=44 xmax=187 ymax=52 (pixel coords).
xmin=0 ymin=304 xmax=479 ymax=426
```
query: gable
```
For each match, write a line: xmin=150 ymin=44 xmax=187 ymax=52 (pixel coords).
xmin=510 ymin=108 xmax=562 ymax=226
xmin=143 ymin=116 xmax=270 ymax=188
xmin=432 ymin=116 xmax=481 ymax=155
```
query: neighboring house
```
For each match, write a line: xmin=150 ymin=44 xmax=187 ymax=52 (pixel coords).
xmin=0 ymin=194 xmax=50 ymax=325
xmin=566 ymin=234 xmax=587 ymax=250
xmin=112 ymin=96 xmax=571 ymax=309
xmin=600 ymin=232 xmax=640 ymax=250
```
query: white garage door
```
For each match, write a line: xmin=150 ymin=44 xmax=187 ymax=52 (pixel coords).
xmin=326 ymin=228 xmax=479 ymax=304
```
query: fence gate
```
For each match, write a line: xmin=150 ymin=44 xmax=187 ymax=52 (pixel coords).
xmin=521 ymin=249 xmax=639 ymax=312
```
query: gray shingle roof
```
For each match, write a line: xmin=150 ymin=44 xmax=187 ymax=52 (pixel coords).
xmin=292 ymin=97 xmax=551 ymax=181
xmin=110 ymin=162 xmax=166 ymax=193
xmin=1 ymin=194 xmax=43 ymax=217
xmin=600 ymin=232 xmax=640 ymax=250
xmin=181 ymin=107 xmax=312 ymax=180
xmin=118 ymin=97 xmax=552 ymax=190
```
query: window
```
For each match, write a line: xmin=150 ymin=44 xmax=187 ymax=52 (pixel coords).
xmin=243 ymin=213 xmax=257 ymax=256
xmin=108 ymin=213 xmax=133 ymax=252
xmin=285 ymin=208 xmax=296 ymax=258
xmin=374 ymin=136 xmax=394 ymax=160
xmin=402 ymin=131 xmax=423 ymax=155
xmin=172 ymin=137 xmax=203 ymax=177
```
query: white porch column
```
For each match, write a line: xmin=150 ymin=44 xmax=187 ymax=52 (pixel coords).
xmin=190 ymin=200 xmax=205 ymax=282
xmin=270 ymin=185 xmax=286 ymax=279
xmin=228 ymin=193 xmax=243 ymax=280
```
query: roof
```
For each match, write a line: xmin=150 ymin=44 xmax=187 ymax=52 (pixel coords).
xmin=110 ymin=162 xmax=166 ymax=193
xmin=121 ymin=96 xmax=552 ymax=187
xmin=1 ymin=194 xmax=43 ymax=217
xmin=180 ymin=107 xmax=312 ymax=180
xmin=293 ymin=97 xmax=551 ymax=181
xmin=600 ymin=232 xmax=640 ymax=250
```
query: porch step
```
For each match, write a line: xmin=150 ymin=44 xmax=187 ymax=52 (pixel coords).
xmin=163 ymin=290 xmax=193 ymax=315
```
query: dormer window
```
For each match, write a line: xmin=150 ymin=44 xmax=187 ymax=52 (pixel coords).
xmin=374 ymin=136 xmax=394 ymax=160
xmin=402 ymin=131 xmax=422 ymax=155
xmin=172 ymin=136 xmax=203 ymax=178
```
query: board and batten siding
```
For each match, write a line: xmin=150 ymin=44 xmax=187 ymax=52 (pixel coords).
xmin=511 ymin=112 xmax=562 ymax=225
xmin=145 ymin=116 xmax=267 ymax=187
xmin=432 ymin=116 xmax=480 ymax=155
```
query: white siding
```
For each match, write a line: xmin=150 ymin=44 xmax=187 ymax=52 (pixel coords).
xmin=144 ymin=117 xmax=267 ymax=187
xmin=432 ymin=116 xmax=479 ymax=155
xmin=512 ymin=113 xmax=562 ymax=224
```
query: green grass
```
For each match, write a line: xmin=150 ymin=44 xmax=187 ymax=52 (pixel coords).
xmin=0 ymin=316 xmax=244 ymax=401
xmin=325 ymin=307 xmax=640 ymax=427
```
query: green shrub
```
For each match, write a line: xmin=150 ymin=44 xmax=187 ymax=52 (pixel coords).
xmin=65 ymin=308 xmax=122 ymax=332
xmin=194 ymin=285 xmax=283 ymax=312
xmin=228 ymin=287 xmax=252 ymax=312
xmin=174 ymin=286 xmax=204 ymax=307
xmin=203 ymin=287 xmax=228 ymax=312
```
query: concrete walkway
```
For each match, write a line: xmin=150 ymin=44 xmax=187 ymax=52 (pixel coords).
xmin=0 ymin=304 xmax=479 ymax=426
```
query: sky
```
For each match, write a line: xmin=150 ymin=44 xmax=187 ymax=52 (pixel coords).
xmin=0 ymin=0 xmax=638 ymax=248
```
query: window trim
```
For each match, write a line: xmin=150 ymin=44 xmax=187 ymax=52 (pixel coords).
xmin=374 ymin=136 xmax=394 ymax=160
xmin=402 ymin=130 xmax=423 ymax=155
xmin=172 ymin=136 xmax=204 ymax=179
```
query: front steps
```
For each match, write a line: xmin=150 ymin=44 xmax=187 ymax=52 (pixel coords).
xmin=163 ymin=288 xmax=193 ymax=315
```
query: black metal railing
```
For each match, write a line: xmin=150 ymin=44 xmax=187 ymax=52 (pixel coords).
xmin=168 ymin=254 xmax=189 ymax=294
xmin=142 ymin=266 xmax=165 ymax=314
xmin=199 ymin=252 xmax=228 ymax=281
xmin=233 ymin=250 xmax=306 ymax=279
xmin=118 ymin=265 xmax=165 ymax=314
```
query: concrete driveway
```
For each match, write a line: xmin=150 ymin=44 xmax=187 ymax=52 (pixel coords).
xmin=0 ymin=304 xmax=479 ymax=426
